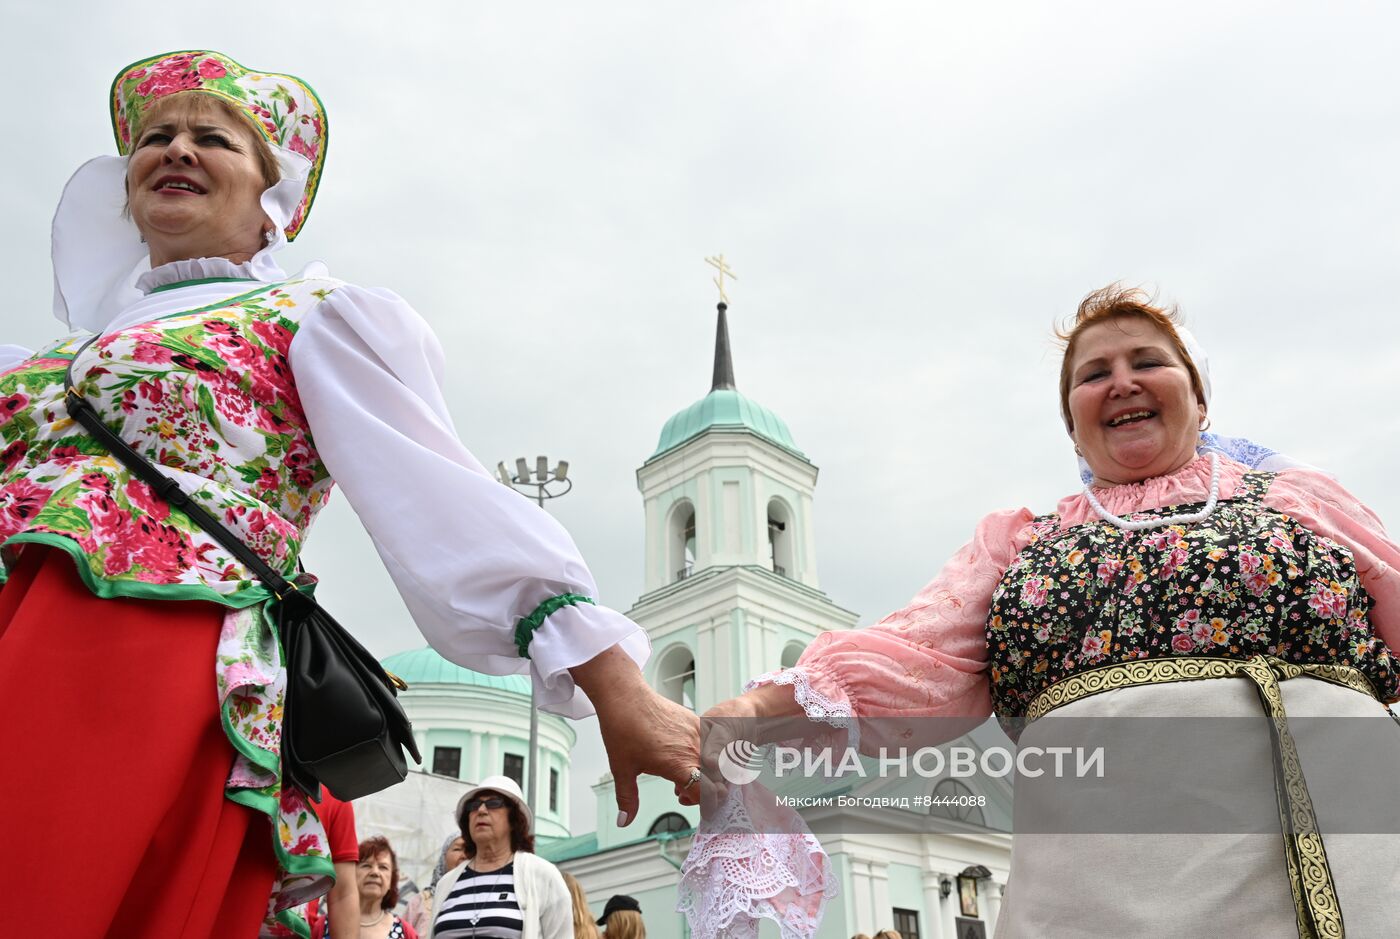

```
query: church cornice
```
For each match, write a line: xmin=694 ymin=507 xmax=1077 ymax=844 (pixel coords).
xmin=817 ymin=830 xmax=1013 ymax=872
xmin=628 ymin=564 xmax=859 ymax=625
xmin=639 ymin=427 xmax=818 ymax=488
xmin=397 ymin=687 xmax=578 ymax=748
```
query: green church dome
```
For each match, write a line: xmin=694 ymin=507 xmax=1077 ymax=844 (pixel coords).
xmin=652 ymin=388 xmax=803 ymax=458
xmin=381 ymin=646 xmax=531 ymax=695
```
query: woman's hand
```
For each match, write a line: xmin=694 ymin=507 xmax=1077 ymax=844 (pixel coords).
xmin=569 ymin=646 xmax=701 ymax=827
xmin=681 ymin=684 xmax=808 ymax=808
xmin=706 ymin=684 xmax=804 ymax=721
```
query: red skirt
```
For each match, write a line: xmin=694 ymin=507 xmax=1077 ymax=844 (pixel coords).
xmin=0 ymin=546 xmax=277 ymax=938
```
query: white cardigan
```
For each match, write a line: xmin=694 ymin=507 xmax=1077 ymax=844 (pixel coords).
xmin=431 ymin=852 xmax=572 ymax=939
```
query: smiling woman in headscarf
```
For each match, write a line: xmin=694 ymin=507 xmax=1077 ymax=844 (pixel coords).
xmin=680 ymin=284 xmax=1400 ymax=938
xmin=1074 ymin=317 xmax=1318 ymax=485
xmin=0 ymin=50 xmax=698 ymax=938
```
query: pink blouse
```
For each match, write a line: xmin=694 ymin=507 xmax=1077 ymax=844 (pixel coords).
xmin=755 ymin=454 xmax=1400 ymax=731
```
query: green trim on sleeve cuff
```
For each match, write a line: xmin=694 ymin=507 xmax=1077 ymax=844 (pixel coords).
xmin=514 ymin=593 xmax=596 ymax=659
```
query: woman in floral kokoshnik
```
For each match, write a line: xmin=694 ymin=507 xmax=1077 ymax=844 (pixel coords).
xmin=0 ymin=51 xmax=698 ymax=938
xmin=680 ymin=287 xmax=1400 ymax=938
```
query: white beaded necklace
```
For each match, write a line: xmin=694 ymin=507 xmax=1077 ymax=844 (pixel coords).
xmin=1083 ymin=451 xmax=1221 ymax=531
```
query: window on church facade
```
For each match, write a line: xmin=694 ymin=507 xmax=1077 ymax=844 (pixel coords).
xmin=432 ymin=746 xmax=461 ymax=779
xmin=670 ymin=501 xmax=697 ymax=581
xmin=893 ymin=908 xmax=920 ymax=939
xmin=656 ymin=644 xmax=697 ymax=710
xmin=648 ymin=812 xmax=691 ymax=836
xmin=767 ymin=498 xmax=793 ymax=577
xmin=503 ymin=753 xmax=524 ymax=787
xmin=549 ymin=768 xmax=560 ymax=813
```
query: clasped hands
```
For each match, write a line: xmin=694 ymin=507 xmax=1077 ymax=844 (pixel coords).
xmin=571 ymin=645 xmax=807 ymax=826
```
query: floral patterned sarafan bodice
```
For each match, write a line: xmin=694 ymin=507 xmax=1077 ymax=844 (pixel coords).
xmin=985 ymin=471 xmax=1400 ymax=725
xmin=0 ymin=277 xmax=350 ymax=921
xmin=0 ymin=278 xmax=339 ymax=602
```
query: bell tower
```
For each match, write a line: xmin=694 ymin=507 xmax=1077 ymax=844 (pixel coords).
xmin=628 ymin=294 xmax=857 ymax=714
xmin=574 ymin=264 xmax=1012 ymax=939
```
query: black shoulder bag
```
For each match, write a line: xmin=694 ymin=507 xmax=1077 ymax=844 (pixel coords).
xmin=64 ymin=337 xmax=421 ymax=801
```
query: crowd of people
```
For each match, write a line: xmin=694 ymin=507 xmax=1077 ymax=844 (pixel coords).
xmin=7 ymin=45 xmax=1400 ymax=939
xmin=266 ymin=774 xmax=646 ymax=939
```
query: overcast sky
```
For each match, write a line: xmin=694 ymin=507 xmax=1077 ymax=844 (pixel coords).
xmin=5 ymin=1 xmax=1398 ymax=832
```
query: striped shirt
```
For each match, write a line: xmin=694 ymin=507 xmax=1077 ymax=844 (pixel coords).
xmin=435 ymin=862 xmax=523 ymax=939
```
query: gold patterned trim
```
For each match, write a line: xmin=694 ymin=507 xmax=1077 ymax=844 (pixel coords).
xmin=1025 ymin=655 xmax=1371 ymax=939
xmin=1024 ymin=656 xmax=1378 ymax=722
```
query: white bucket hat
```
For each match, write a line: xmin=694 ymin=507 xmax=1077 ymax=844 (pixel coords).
xmin=456 ymin=775 xmax=533 ymax=837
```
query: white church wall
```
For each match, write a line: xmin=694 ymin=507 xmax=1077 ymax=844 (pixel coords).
xmin=392 ymin=682 xmax=576 ymax=840
xmin=800 ymin=490 xmax=819 ymax=588
xmin=883 ymin=862 xmax=926 ymax=933
xmin=591 ymin=772 xmax=699 ymax=852
xmin=629 ymin=566 xmax=856 ymax=711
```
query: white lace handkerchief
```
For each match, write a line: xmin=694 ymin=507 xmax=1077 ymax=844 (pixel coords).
xmin=677 ymin=783 xmax=837 ymax=939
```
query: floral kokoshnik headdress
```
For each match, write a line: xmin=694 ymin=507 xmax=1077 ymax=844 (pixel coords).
xmin=51 ymin=51 xmax=331 ymax=333
xmin=109 ymin=50 xmax=328 ymax=239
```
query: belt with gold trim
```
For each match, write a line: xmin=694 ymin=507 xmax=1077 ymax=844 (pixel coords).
xmin=1024 ymin=655 xmax=1383 ymax=939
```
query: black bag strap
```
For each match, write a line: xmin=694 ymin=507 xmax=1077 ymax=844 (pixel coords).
xmin=64 ymin=334 xmax=301 ymax=601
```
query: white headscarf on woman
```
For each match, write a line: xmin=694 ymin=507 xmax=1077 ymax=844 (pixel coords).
xmin=50 ymin=148 xmax=310 ymax=335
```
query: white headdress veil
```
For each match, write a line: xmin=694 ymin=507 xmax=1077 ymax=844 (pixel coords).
xmin=50 ymin=147 xmax=313 ymax=334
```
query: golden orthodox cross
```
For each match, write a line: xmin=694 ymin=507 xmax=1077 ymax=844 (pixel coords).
xmin=704 ymin=254 xmax=738 ymax=305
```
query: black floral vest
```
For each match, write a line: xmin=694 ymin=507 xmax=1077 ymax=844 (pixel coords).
xmin=985 ymin=472 xmax=1399 ymax=726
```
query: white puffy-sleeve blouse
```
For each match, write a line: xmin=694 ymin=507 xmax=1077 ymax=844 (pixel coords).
xmin=77 ymin=259 xmax=649 ymax=718
xmin=289 ymin=278 xmax=648 ymax=718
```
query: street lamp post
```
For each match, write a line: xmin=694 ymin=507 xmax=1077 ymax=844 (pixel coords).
xmin=495 ymin=456 xmax=572 ymax=817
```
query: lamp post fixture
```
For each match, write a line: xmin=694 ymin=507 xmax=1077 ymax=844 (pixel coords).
xmin=495 ymin=456 xmax=572 ymax=816
xmin=495 ymin=456 xmax=572 ymax=507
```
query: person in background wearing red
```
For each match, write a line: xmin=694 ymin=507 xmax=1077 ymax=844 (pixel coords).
xmin=261 ymin=788 xmax=360 ymax=938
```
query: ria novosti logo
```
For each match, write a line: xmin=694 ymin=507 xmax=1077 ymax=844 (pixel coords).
xmin=716 ymin=740 xmax=1107 ymax=783
xmin=717 ymin=739 xmax=766 ymax=785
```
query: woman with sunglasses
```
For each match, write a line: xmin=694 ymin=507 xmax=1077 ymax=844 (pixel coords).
xmin=431 ymin=776 xmax=571 ymax=939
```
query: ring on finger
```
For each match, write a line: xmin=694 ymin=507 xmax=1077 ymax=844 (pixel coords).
xmin=682 ymin=767 xmax=702 ymax=789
